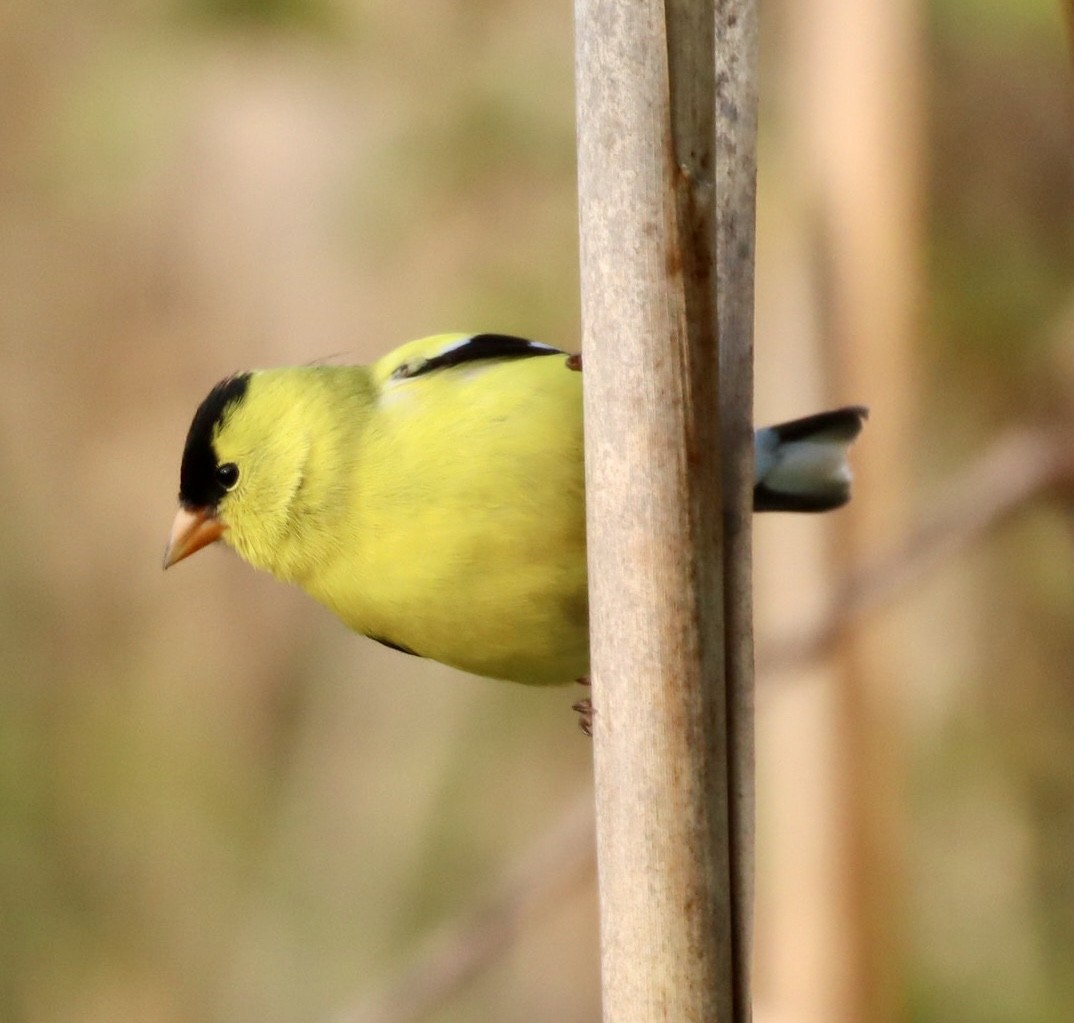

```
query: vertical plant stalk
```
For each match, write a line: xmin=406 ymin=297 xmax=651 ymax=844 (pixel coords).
xmin=799 ymin=0 xmax=922 ymax=1017
xmin=714 ymin=0 xmax=760 ymax=1008
xmin=575 ymin=0 xmax=757 ymax=1019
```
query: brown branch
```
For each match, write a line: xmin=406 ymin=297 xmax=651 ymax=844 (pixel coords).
xmin=329 ymin=796 xmax=596 ymax=1023
xmin=760 ymin=428 xmax=1074 ymax=676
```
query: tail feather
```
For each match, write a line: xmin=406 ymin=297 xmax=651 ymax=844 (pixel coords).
xmin=753 ymin=406 xmax=868 ymax=513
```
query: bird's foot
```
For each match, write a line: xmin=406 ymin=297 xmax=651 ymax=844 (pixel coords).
xmin=566 ymin=353 xmax=582 ymax=372
xmin=571 ymin=698 xmax=593 ymax=736
xmin=572 ymin=676 xmax=592 ymax=735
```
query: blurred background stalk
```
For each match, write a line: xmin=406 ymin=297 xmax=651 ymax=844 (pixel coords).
xmin=771 ymin=0 xmax=922 ymax=1019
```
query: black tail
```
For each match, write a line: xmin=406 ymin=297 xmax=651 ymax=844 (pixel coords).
xmin=753 ymin=406 xmax=868 ymax=513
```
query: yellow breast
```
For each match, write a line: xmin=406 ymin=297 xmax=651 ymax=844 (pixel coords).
xmin=307 ymin=350 xmax=588 ymax=685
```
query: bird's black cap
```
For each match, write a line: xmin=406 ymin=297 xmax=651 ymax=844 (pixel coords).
xmin=179 ymin=373 xmax=251 ymax=508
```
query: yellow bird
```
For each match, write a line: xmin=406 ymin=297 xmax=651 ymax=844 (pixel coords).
xmin=165 ymin=333 xmax=865 ymax=687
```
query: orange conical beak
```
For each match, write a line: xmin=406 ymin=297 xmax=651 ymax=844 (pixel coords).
xmin=163 ymin=505 xmax=225 ymax=569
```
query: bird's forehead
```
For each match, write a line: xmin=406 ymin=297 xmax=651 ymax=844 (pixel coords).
xmin=178 ymin=372 xmax=251 ymax=507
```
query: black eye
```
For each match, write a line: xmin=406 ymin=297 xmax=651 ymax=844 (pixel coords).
xmin=216 ymin=462 xmax=239 ymax=490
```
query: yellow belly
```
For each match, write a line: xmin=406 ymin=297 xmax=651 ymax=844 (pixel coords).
xmin=308 ymin=355 xmax=588 ymax=685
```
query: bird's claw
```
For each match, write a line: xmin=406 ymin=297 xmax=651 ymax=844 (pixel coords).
xmin=572 ymin=697 xmax=593 ymax=736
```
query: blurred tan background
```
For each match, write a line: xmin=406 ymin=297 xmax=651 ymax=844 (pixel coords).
xmin=2 ymin=0 xmax=1073 ymax=1021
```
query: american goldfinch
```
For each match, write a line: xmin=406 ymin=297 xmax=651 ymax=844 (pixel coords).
xmin=165 ymin=333 xmax=865 ymax=686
